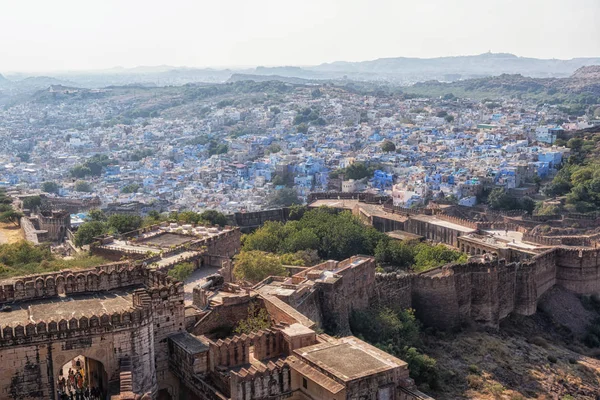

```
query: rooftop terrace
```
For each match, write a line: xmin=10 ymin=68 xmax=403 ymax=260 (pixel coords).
xmin=0 ymin=287 xmax=139 ymax=327
xmin=295 ymin=337 xmax=408 ymax=382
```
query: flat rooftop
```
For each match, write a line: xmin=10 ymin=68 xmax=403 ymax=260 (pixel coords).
xmin=0 ymin=287 xmax=138 ymax=326
xmin=308 ymin=199 xmax=358 ymax=210
xmin=480 ymin=230 xmax=540 ymax=250
xmin=139 ymin=232 xmax=194 ymax=248
xmin=386 ymin=230 xmax=423 ymax=241
xmin=151 ymin=251 xmax=203 ymax=269
xmin=169 ymin=332 xmax=209 ymax=354
xmin=411 ymin=214 xmax=476 ymax=233
xmin=296 ymin=337 xmax=407 ymax=382
xmin=357 ymin=203 xmax=410 ymax=223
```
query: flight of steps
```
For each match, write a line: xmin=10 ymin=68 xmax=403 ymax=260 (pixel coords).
xmin=109 ymin=357 xmax=135 ymax=400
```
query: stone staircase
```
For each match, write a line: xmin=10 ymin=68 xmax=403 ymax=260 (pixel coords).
xmin=108 ymin=357 xmax=136 ymax=400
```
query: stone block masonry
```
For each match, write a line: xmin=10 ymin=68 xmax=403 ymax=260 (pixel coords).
xmin=0 ymin=263 xmax=185 ymax=400
xmin=373 ymin=247 xmax=600 ymax=329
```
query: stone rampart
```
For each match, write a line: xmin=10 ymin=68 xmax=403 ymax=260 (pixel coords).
xmin=371 ymin=273 xmax=413 ymax=310
xmin=383 ymin=203 xmax=433 ymax=216
xmin=230 ymin=359 xmax=290 ymax=400
xmin=555 ymin=248 xmax=600 ymax=293
xmin=374 ymin=247 xmax=600 ymax=329
xmin=0 ymin=263 xmax=145 ymax=304
xmin=0 ymin=263 xmax=180 ymax=305
xmin=20 ymin=216 xmax=41 ymax=244
xmin=437 ymin=214 xmax=478 ymax=229
xmin=308 ymin=192 xmax=389 ymax=204
xmin=522 ymin=234 xmax=563 ymax=246
xmin=0 ymin=302 xmax=153 ymax=346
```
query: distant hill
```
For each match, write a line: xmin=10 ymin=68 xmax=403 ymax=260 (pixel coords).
xmin=401 ymin=67 xmax=600 ymax=106
xmin=306 ymin=53 xmax=600 ymax=81
xmin=6 ymin=52 xmax=599 ymax=90
xmin=227 ymin=73 xmax=317 ymax=85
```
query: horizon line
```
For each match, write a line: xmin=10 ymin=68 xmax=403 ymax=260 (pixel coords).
xmin=3 ymin=51 xmax=600 ymax=76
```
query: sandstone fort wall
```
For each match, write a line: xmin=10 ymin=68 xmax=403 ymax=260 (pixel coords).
xmin=374 ymin=247 xmax=600 ymax=329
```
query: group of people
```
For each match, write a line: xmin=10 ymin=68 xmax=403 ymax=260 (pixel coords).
xmin=56 ymin=366 xmax=103 ymax=400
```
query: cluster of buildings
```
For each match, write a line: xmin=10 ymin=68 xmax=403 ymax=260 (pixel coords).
xmin=0 ymin=216 xmax=433 ymax=400
xmin=0 ymin=84 xmax=596 ymax=213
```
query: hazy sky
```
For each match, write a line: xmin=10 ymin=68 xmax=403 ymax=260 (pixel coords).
xmin=2 ymin=0 xmax=599 ymax=72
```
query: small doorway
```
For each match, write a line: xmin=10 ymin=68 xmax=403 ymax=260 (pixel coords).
xmin=56 ymin=355 xmax=108 ymax=400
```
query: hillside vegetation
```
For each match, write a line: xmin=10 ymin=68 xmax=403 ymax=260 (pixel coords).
xmin=404 ymin=67 xmax=600 ymax=108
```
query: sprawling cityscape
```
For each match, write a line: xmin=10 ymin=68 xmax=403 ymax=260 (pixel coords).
xmin=1 ymin=1 xmax=600 ymax=400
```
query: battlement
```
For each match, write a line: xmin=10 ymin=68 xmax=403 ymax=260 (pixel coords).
xmin=0 ymin=296 xmax=153 ymax=345
xmin=208 ymin=329 xmax=284 ymax=369
xmin=383 ymin=203 xmax=434 ymax=216
xmin=437 ymin=214 xmax=478 ymax=229
xmin=0 ymin=263 xmax=142 ymax=304
xmin=373 ymin=246 xmax=600 ymax=329
xmin=231 ymin=358 xmax=288 ymax=381
xmin=0 ymin=263 xmax=181 ymax=305
xmin=522 ymin=234 xmax=563 ymax=246
xmin=308 ymin=192 xmax=389 ymax=204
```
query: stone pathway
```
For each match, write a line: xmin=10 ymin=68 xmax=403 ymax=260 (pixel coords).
xmin=183 ymin=266 xmax=221 ymax=305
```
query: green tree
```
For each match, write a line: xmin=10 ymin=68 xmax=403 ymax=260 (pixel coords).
xmin=74 ymin=181 xmax=93 ymax=192
xmin=121 ymin=184 xmax=140 ymax=194
xmin=412 ymin=243 xmax=467 ymax=272
xmin=381 ymin=140 xmax=396 ymax=152
xmin=296 ymin=123 xmax=308 ymax=134
xmin=70 ymin=165 xmax=92 ymax=178
xmin=200 ymin=210 xmax=228 ymax=226
xmin=266 ymin=144 xmax=282 ymax=154
xmin=167 ymin=262 xmax=195 ymax=282
xmin=87 ymin=209 xmax=107 ymax=222
xmin=311 ymin=88 xmax=323 ymax=99
xmin=22 ymin=196 xmax=42 ymax=210
xmin=280 ymin=229 xmax=320 ymax=253
xmin=487 ymin=188 xmax=519 ymax=210
xmin=0 ymin=209 xmax=23 ymax=226
xmin=268 ymin=188 xmax=301 ymax=207
xmin=74 ymin=221 xmax=107 ymax=247
xmin=41 ymin=181 xmax=60 ymax=194
xmin=233 ymin=303 xmax=271 ymax=334
xmin=233 ymin=250 xmax=287 ymax=283
xmin=444 ymin=115 xmax=455 ymax=123
xmin=243 ymin=221 xmax=286 ymax=253
xmin=107 ymin=214 xmax=142 ymax=233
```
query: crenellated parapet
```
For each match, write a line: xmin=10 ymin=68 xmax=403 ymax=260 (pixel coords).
xmin=0 ymin=295 xmax=154 ymax=346
xmin=0 ymin=262 xmax=146 ymax=304
xmin=373 ymin=246 xmax=600 ymax=330
xmin=208 ymin=329 xmax=284 ymax=370
xmin=230 ymin=359 xmax=291 ymax=400
xmin=437 ymin=214 xmax=478 ymax=229
xmin=555 ymin=247 xmax=600 ymax=293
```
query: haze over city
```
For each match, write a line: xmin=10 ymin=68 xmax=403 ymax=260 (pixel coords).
xmin=3 ymin=1 xmax=600 ymax=400
xmin=2 ymin=0 xmax=600 ymax=72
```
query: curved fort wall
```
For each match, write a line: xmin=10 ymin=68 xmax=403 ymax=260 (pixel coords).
xmin=373 ymin=247 xmax=599 ymax=329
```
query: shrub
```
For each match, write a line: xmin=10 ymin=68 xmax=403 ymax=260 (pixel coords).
xmin=167 ymin=262 xmax=195 ymax=282
xmin=233 ymin=303 xmax=271 ymax=334
xmin=466 ymin=374 xmax=484 ymax=389
xmin=233 ymin=250 xmax=287 ymax=283
xmin=547 ymin=355 xmax=558 ymax=363
xmin=529 ymin=336 xmax=548 ymax=348
xmin=468 ymin=364 xmax=479 ymax=374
